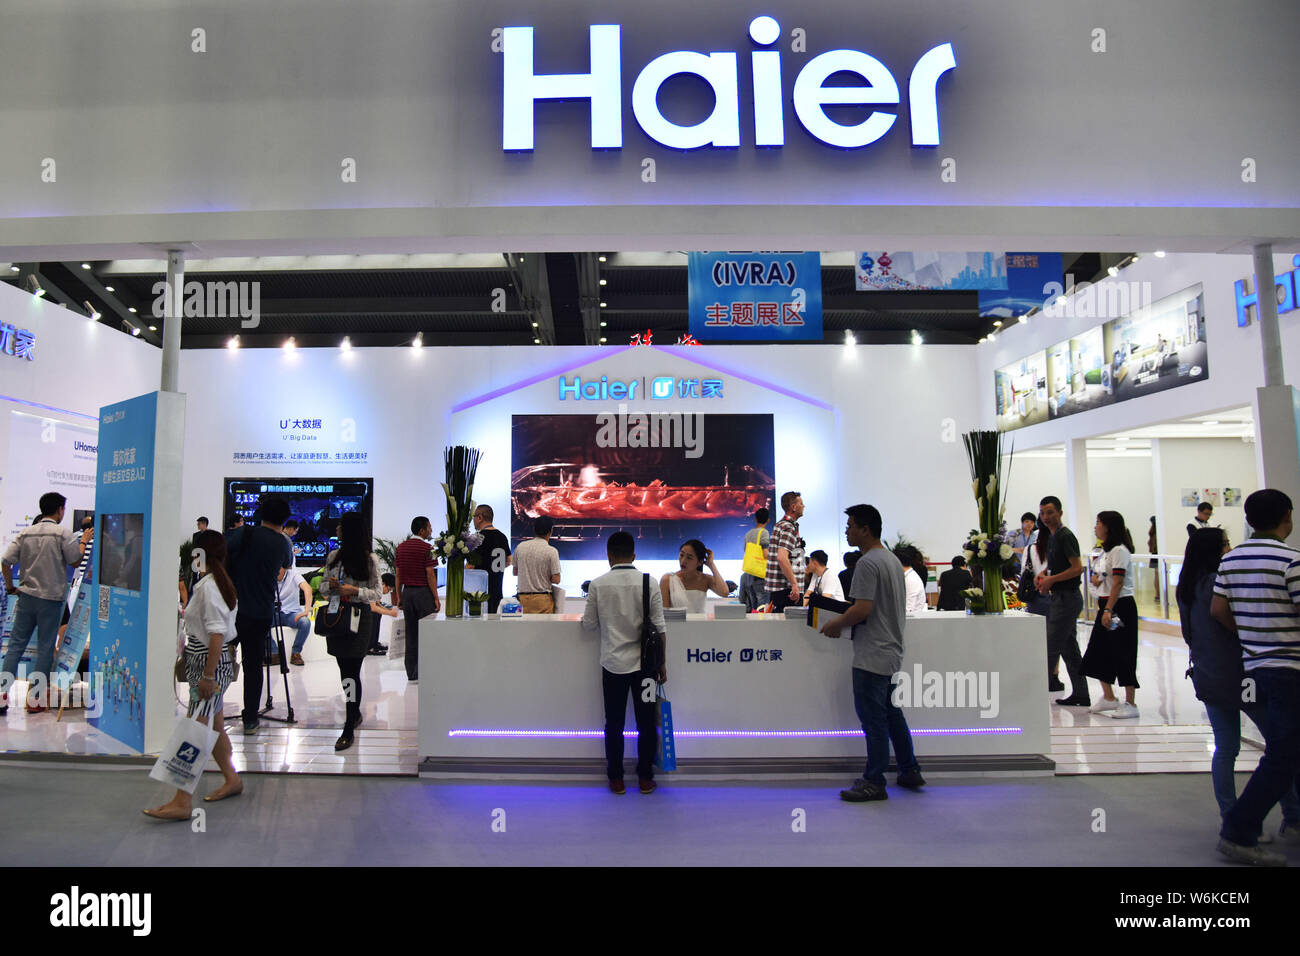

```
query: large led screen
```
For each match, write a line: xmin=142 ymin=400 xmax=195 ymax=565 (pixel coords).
xmin=223 ymin=478 xmax=374 ymax=565
xmin=511 ymin=414 xmax=775 ymax=560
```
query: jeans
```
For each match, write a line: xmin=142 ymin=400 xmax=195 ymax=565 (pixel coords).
xmin=1 ymin=594 xmax=63 ymax=704
xmin=1206 ymin=702 xmax=1300 ymax=822
xmin=236 ymin=612 xmax=272 ymax=724
xmin=1221 ymin=668 xmax=1300 ymax=846
xmin=602 ymin=668 xmax=658 ymax=781
xmin=738 ymin=574 xmax=766 ymax=612
xmin=852 ymin=668 xmax=920 ymax=787
xmin=1045 ymin=589 xmax=1086 ymax=696
xmin=275 ymin=610 xmax=312 ymax=655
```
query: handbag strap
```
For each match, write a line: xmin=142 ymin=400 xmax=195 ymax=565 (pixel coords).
xmin=642 ymin=573 xmax=650 ymax=629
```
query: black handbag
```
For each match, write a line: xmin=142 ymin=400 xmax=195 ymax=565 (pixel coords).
xmin=1017 ymin=566 xmax=1037 ymax=604
xmin=640 ymin=573 xmax=665 ymax=676
xmin=315 ymin=601 xmax=373 ymax=657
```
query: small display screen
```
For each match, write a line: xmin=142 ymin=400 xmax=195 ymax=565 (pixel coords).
xmin=98 ymin=513 xmax=145 ymax=591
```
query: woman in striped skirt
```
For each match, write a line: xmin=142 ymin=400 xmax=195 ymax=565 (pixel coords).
xmin=143 ymin=529 xmax=243 ymax=819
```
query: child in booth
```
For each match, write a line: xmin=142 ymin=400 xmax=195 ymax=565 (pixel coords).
xmin=366 ymin=572 xmax=400 ymax=655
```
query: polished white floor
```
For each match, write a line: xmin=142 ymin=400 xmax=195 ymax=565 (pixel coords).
xmin=0 ymin=617 xmax=1267 ymax=778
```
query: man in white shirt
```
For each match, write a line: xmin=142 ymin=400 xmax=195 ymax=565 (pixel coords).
xmin=513 ymin=515 xmax=561 ymax=613
xmin=581 ymin=531 xmax=667 ymax=795
xmin=274 ymin=564 xmax=313 ymax=666
xmin=1 ymin=492 xmax=86 ymax=712
xmin=802 ymin=550 xmax=843 ymax=604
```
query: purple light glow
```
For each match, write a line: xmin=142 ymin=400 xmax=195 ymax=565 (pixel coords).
xmin=646 ymin=346 xmax=832 ymax=410
xmin=451 ymin=346 xmax=637 ymax=412
xmin=0 ymin=394 xmax=98 ymax=421
xmin=449 ymin=727 xmax=1022 ymax=739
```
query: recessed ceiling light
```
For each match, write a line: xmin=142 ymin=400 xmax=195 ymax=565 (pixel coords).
xmin=993 ymin=320 xmax=1002 ymax=327
xmin=531 ymin=321 xmax=538 ymax=327
xmin=226 ymin=335 xmax=240 ymax=350
xmin=1154 ymin=250 xmax=1166 ymax=258
xmin=148 ymin=325 xmax=157 ymax=332
xmin=81 ymin=263 xmax=91 ymax=270
xmin=284 ymin=337 xmax=296 ymax=351
xmin=600 ymin=321 xmax=607 ymax=327
xmin=599 ymin=301 xmax=607 ymax=308
xmin=599 ymin=278 xmax=607 ymax=286
xmin=127 ymin=306 xmax=136 ymax=313
xmin=1202 ymin=420 xmax=1220 ymax=426
xmin=533 ymin=337 xmax=540 ymax=344
xmin=599 ymin=337 xmax=607 ymax=343
xmin=598 ymin=255 xmax=607 ymax=263
xmin=340 ymin=336 xmax=352 ymax=351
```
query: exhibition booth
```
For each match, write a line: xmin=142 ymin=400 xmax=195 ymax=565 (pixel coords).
xmin=0 ymin=0 xmax=1297 ymax=777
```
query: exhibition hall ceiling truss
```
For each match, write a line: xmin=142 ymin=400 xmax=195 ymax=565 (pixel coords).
xmin=0 ymin=252 xmax=1116 ymax=349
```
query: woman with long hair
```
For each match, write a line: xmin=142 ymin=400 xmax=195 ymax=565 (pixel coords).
xmin=318 ymin=512 xmax=381 ymax=751
xmin=143 ymin=529 xmax=242 ymax=819
xmin=1177 ymin=528 xmax=1300 ymax=836
xmin=1082 ymin=510 xmax=1140 ymax=718
xmin=660 ymin=539 xmax=729 ymax=613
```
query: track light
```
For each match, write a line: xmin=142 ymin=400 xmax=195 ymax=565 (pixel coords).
xmin=1107 ymin=266 xmax=1119 ymax=278
xmin=598 ymin=255 xmax=607 ymax=263
xmin=284 ymin=337 xmax=296 ymax=351
xmin=81 ymin=263 xmax=91 ymax=270
xmin=844 ymin=330 xmax=856 ymax=346
xmin=340 ymin=336 xmax=352 ymax=351
xmin=131 ymin=326 xmax=141 ymax=337
xmin=599 ymin=278 xmax=607 ymax=286
xmin=599 ymin=337 xmax=607 ymax=343
xmin=104 ymin=285 xmax=115 ymax=292
xmin=911 ymin=330 xmax=923 ymax=345
xmin=83 ymin=301 xmax=101 ymax=321
xmin=227 ymin=335 xmax=240 ymax=350
xmin=24 ymin=275 xmax=45 ymax=297
xmin=533 ymin=337 xmax=540 ymax=344
xmin=992 ymin=320 xmax=1002 ymax=328
xmin=9 ymin=264 xmax=19 ymax=273
xmin=411 ymin=333 xmax=423 ymax=349
xmin=1018 ymin=314 xmax=1028 ymax=324
xmin=148 ymin=325 xmax=157 ymax=332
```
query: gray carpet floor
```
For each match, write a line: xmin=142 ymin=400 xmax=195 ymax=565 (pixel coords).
xmin=3 ymin=767 xmax=1294 ymax=866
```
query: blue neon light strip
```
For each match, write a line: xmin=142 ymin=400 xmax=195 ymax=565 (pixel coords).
xmin=0 ymin=394 xmax=98 ymax=422
xmin=449 ymin=727 xmax=1022 ymax=739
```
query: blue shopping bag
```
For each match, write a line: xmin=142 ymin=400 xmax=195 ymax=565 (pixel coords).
xmin=655 ymin=683 xmax=676 ymax=772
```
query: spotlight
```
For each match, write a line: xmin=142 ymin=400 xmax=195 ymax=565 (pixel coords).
xmin=600 ymin=321 xmax=607 ymax=327
xmin=1017 ymin=315 xmax=1028 ymax=324
xmin=1154 ymin=250 xmax=1166 ymax=258
xmin=23 ymin=275 xmax=45 ymax=297
xmin=533 ymin=337 xmax=541 ymax=344
xmin=227 ymin=335 xmax=240 ymax=350
xmin=104 ymin=285 xmax=115 ymax=292
xmin=1130 ymin=254 xmax=1141 ymax=263
xmin=83 ymin=301 xmax=101 ymax=321
xmin=81 ymin=263 xmax=91 ymax=270
xmin=340 ymin=336 xmax=352 ymax=351
xmin=8 ymin=264 xmax=18 ymax=273
xmin=412 ymin=333 xmax=423 ymax=349
xmin=531 ymin=321 xmax=539 ymax=327
xmin=131 ymin=326 xmax=141 ymax=337
xmin=599 ymin=278 xmax=607 ymax=286
xmin=148 ymin=325 xmax=157 ymax=332
xmin=598 ymin=255 xmax=607 ymax=263
xmin=992 ymin=320 xmax=1003 ymax=328
xmin=600 ymin=302 xmax=607 ymax=308
xmin=599 ymin=337 xmax=607 ymax=343
xmin=844 ymin=330 xmax=856 ymax=346
xmin=911 ymin=330 xmax=923 ymax=345
xmin=284 ymin=337 xmax=296 ymax=351
xmin=127 ymin=306 xmax=137 ymax=313
xmin=1107 ymin=266 xmax=1119 ymax=277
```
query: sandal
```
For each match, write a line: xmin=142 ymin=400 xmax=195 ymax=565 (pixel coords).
xmin=142 ymin=806 xmax=191 ymax=821
xmin=203 ymin=781 xmax=244 ymax=803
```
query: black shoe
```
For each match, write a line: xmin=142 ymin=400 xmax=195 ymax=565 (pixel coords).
xmin=1054 ymin=695 xmax=1091 ymax=707
xmin=334 ymin=729 xmax=355 ymax=752
xmin=897 ymin=769 xmax=926 ymax=790
xmin=242 ymin=718 xmax=259 ymax=733
xmin=840 ymin=778 xmax=888 ymax=802
xmin=1048 ymin=677 xmax=1066 ymax=692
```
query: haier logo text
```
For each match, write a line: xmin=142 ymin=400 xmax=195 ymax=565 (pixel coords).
xmin=558 ymin=375 xmax=724 ymax=400
xmin=502 ymin=17 xmax=956 ymax=151
xmin=1234 ymin=255 xmax=1300 ymax=327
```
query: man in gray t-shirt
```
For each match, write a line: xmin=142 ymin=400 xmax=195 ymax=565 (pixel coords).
xmin=819 ymin=504 xmax=923 ymax=802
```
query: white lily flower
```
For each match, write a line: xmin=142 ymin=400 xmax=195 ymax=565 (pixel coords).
xmin=1000 ymin=544 xmax=1013 ymax=560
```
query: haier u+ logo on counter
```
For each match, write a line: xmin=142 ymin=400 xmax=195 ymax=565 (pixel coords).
xmin=1234 ymin=256 xmax=1300 ymax=327
xmin=502 ymin=17 xmax=956 ymax=151
xmin=558 ymin=375 xmax=724 ymax=401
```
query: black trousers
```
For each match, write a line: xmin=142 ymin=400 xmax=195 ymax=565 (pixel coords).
xmin=768 ymin=587 xmax=796 ymax=613
xmin=602 ymin=668 xmax=658 ymax=781
xmin=401 ymin=586 xmax=437 ymax=681
xmin=336 ymin=655 xmax=363 ymax=728
xmin=236 ymin=612 xmax=272 ymax=723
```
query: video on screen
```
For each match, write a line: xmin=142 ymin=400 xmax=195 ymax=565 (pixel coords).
xmin=224 ymin=479 xmax=374 ymax=565
xmin=98 ymin=513 xmax=144 ymax=591
xmin=511 ymin=414 xmax=775 ymax=560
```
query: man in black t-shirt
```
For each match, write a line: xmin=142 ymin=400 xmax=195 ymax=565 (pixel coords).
xmin=225 ymin=496 xmax=294 ymax=732
xmin=936 ymin=557 xmax=973 ymax=611
xmin=1034 ymin=495 xmax=1089 ymax=706
xmin=470 ymin=505 xmax=512 ymax=613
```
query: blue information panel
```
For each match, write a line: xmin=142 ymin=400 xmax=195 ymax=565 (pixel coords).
xmin=87 ymin=392 xmax=158 ymax=751
xmin=688 ymin=252 xmax=822 ymax=341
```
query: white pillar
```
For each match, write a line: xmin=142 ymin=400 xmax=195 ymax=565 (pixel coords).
xmin=160 ymin=250 xmax=184 ymax=392
xmin=1064 ymin=437 xmax=1091 ymax=536
xmin=1253 ymin=243 xmax=1285 ymax=387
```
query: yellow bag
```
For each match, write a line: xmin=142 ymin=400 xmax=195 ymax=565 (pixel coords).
xmin=743 ymin=539 xmax=767 ymax=578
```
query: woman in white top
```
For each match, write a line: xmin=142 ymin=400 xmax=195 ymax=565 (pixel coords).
xmin=660 ymin=539 xmax=729 ymax=612
xmin=1082 ymin=511 xmax=1140 ymax=718
xmin=143 ymin=530 xmax=242 ymax=819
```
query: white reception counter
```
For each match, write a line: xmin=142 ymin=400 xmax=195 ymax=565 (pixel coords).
xmin=418 ymin=610 xmax=1053 ymax=778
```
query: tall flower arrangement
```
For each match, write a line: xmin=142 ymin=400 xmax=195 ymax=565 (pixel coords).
xmin=961 ymin=430 xmax=1014 ymax=613
xmin=437 ymin=445 xmax=483 ymax=617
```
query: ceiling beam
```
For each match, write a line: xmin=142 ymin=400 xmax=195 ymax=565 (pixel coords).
xmin=61 ymin=262 xmax=158 ymax=345
xmin=504 ymin=253 xmax=555 ymax=346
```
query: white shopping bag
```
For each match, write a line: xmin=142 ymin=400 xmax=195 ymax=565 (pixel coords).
xmin=148 ymin=701 xmax=219 ymax=793
xmin=388 ymin=618 xmax=405 ymax=660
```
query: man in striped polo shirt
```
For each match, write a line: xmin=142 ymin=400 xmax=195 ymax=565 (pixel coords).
xmin=1211 ymin=488 xmax=1300 ymax=866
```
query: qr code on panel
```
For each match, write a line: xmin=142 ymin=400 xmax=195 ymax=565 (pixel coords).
xmin=98 ymin=585 xmax=110 ymax=622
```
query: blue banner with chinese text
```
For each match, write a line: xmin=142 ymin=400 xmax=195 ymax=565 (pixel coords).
xmin=688 ymin=252 xmax=822 ymax=341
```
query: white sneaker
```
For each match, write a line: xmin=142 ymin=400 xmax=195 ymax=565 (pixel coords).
xmin=1107 ymin=702 xmax=1140 ymax=719
xmin=1089 ymin=698 xmax=1120 ymax=713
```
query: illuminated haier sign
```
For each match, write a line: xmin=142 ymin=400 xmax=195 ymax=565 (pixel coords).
xmin=558 ymin=375 xmax=724 ymax=400
xmin=1234 ymin=256 xmax=1300 ymax=327
xmin=502 ymin=17 xmax=956 ymax=151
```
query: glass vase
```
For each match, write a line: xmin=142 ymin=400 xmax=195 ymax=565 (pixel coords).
xmin=445 ymin=554 xmax=465 ymax=618
xmin=983 ymin=564 xmax=1006 ymax=614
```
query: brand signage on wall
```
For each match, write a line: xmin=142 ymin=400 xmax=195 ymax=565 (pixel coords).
xmin=501 ymin=19 xmax=956 ymax=151
xmin=1233 ymin=255 xmax=1300 ymax=327
xmin=0 ymin=322 xmax=36 ymax=361
xmin=558 ymin=375 xmax=725 ymax=401
xmin=687 ymin=252 xmax=822 ymax=341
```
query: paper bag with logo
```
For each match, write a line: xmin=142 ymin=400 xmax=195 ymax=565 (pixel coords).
xmin=148 ymin=699 xmax=220 ymax=793
xmin=654 ymin=683 xmax=676 ymax=772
